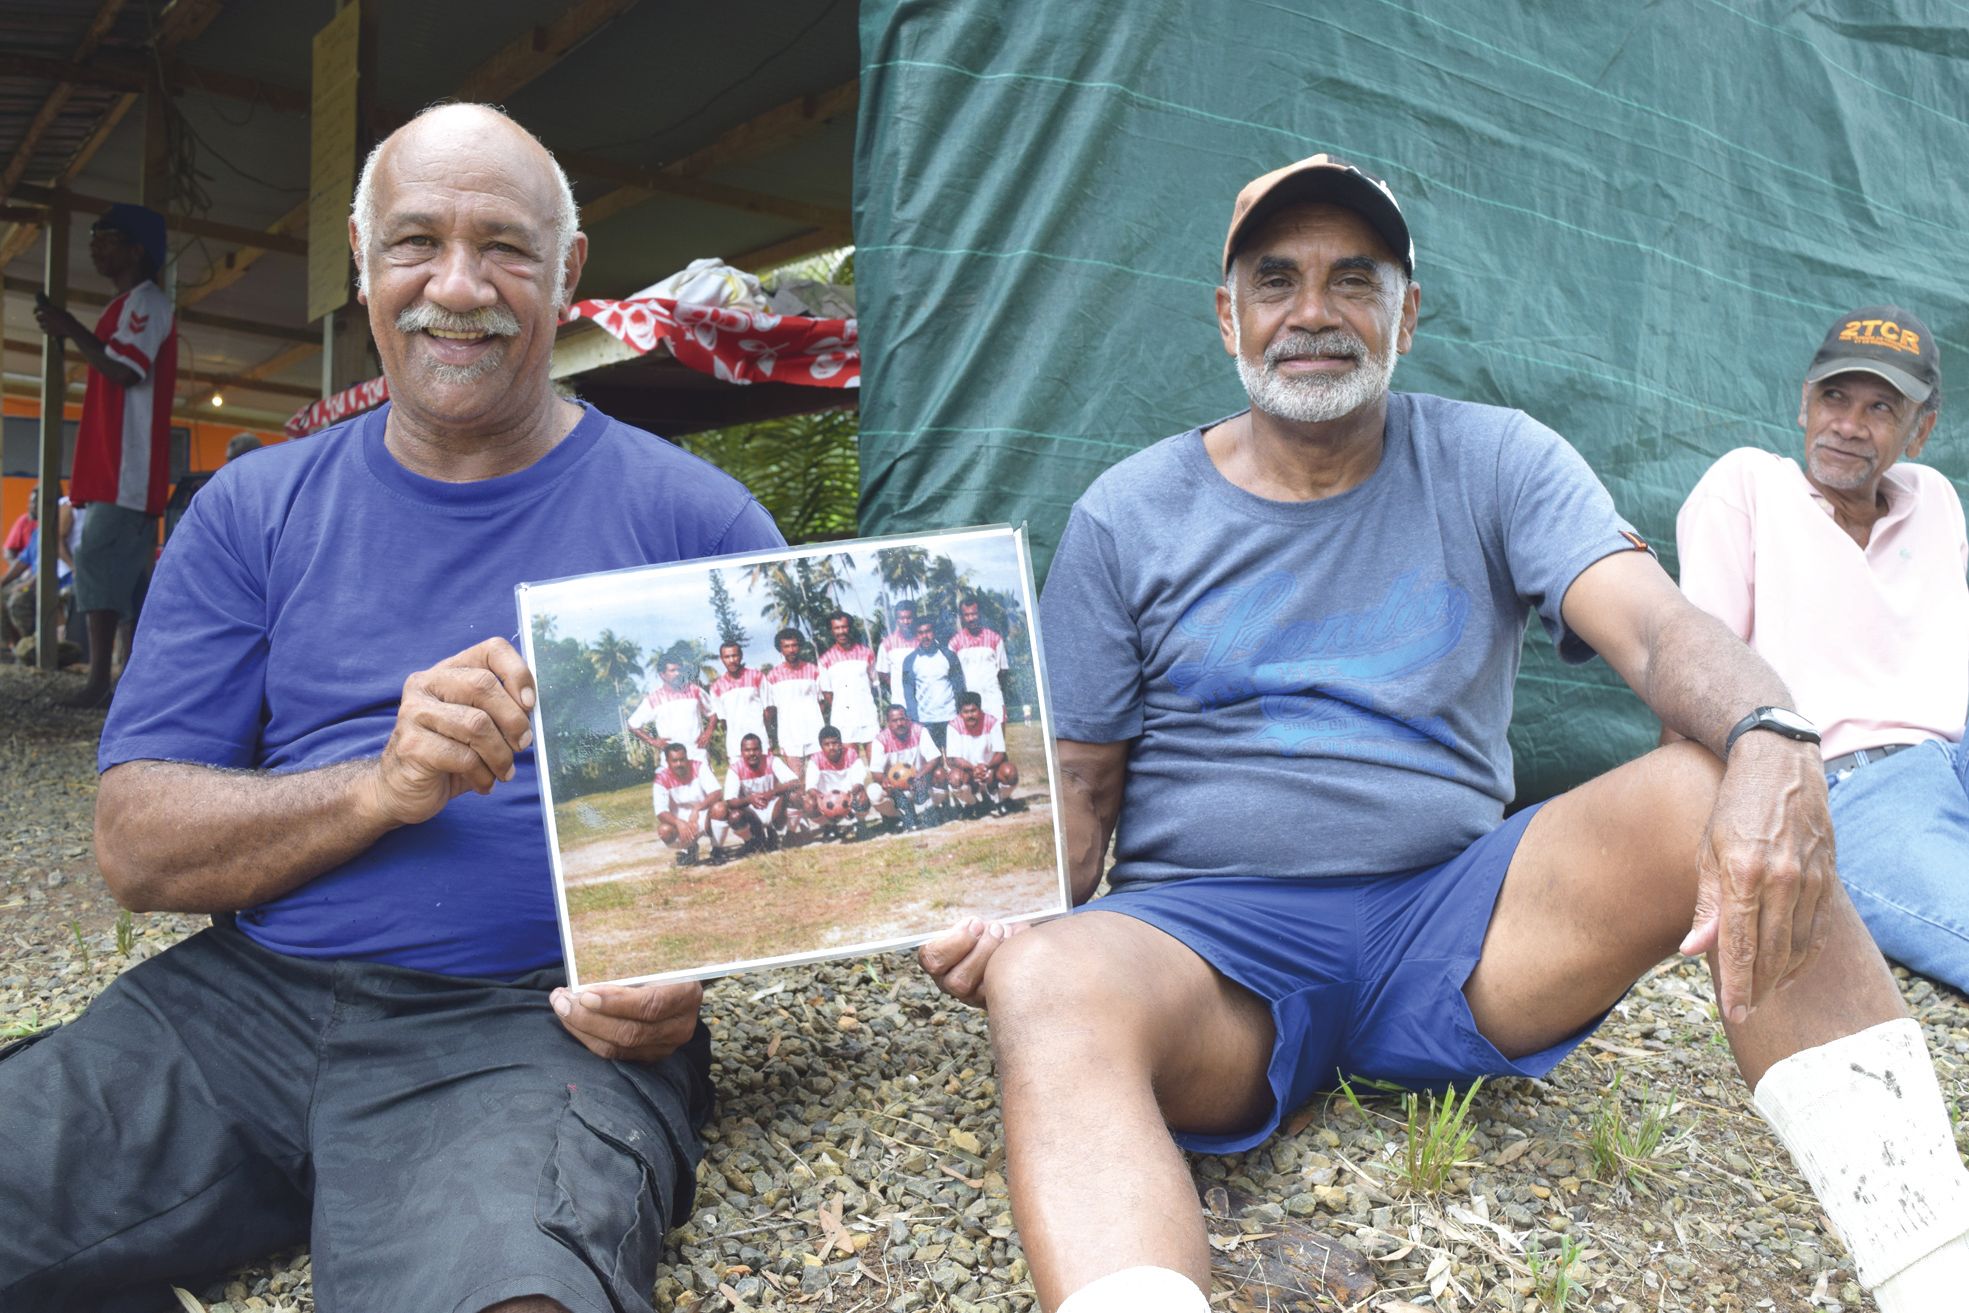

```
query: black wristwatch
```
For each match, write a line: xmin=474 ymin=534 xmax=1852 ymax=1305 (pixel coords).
xmin=1724 ymin=706 xmax=1821 ymax=756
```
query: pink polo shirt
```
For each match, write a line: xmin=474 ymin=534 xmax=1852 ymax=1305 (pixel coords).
xmin=1675 ymin=447 xmax=1969 ymax=758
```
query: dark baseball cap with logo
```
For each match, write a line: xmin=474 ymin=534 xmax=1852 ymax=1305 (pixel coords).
xmin=1806 ymin=305 xmax=1940 ymax=404
xmin=1223 ymin=153 xmax=1414 ymax=279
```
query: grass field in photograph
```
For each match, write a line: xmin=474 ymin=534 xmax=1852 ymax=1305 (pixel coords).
xmin=555 ymin=724 xmax=1062 ymax=984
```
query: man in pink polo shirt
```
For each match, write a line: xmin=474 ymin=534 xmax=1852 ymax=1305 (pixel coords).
xmin=1676 ymin=305 xmax=1968 ymax=994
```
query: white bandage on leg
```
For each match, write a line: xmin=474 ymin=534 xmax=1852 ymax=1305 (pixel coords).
xmin=1752 ymin=1018 xmax=1969 ymax=1301
xmin=1055 ymin=1266 xmax=1210 ymax=1313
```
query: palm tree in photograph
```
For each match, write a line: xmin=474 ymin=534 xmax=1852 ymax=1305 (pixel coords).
xmin=875 ymin=546 xmax=932 ymax=605
xmin=918 ymin=554 xmax=979 ymax=635
xmin=588 ymin=629 xmax=645 ymax=735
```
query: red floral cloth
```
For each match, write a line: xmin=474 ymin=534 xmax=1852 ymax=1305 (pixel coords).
xmin=564 ymin=298 xmax=859 ymax=389
xmin=284 ymin=376 xmax=391 ymax=438
xmin=285 ymin=301 xmax=857 ymax=436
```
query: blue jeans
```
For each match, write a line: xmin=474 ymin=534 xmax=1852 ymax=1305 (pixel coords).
xmin=1828 ymin=731 xmax=1969 ymax=995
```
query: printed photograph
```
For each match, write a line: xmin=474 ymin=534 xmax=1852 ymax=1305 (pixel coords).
xmin=518 ymin=526 xmax=1069 ymax=986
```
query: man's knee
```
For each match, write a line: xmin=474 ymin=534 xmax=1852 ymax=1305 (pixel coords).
xmin=1644 ymin=739 xmax=1724 ymax=811
xmin=987 ymin=923 xmax=1131 ymax=1040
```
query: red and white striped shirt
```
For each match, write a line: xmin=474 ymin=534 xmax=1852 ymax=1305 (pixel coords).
xmin=72 ymin=280 xmax=177 ymax=515
xmin=805 ymin=745 xmax=869 ymax=793
xmin=653 ymin=764 xmax=719 ymax=813
xmin=945 ymin=712 xmax=1005 ymax=767
xmin=875 ymin=629 xmax=917 ymax=702
xmin=949 ymin=626 xmax=1010 ymax=715
xmin=628 ymin=682 xmax=710 ymax=746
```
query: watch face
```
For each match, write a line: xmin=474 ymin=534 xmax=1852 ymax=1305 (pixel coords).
xmin=1762 ymin=707 xmax=1817 ymax=735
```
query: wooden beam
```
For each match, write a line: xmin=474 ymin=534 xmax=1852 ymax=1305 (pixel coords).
xmin=176 ymin=199 xmax=310 ymax=308
xmin=0 ymin=52 xmax=308 ymax=116
xmin=11 ymin=183 xmax=308 ymax=256
xmin=0 ymin=93 xmax=136 ymax=269
xmin=577 ymin=169 xmax=850 ymax=231
xmin=201 ymin=341 xmax=321 ymax=402
xmin=451 ymin=0 xmax=642 ymax=103
xmin=570 ymin=80 xmax=856 ymax=231
xmin=0 ymin=375 xmax=293 ymax=431
xmin=3 ymin=277 xmax=315 ymax=344
xmin=667 ymin=80 xmax=858 ymax=180
xmin=177 ymin=367 xmax=320 ymax=401
xmin=0 ymin=0 xmax=130 ymax=204
xmin=730 ymin=227 xmax=853 ymax=274
xmin=6 ymin=337 xmax=319 ymax=402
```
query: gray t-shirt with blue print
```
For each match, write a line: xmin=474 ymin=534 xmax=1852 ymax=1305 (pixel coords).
xmin=1040 ymin=391 xmax=1642 ymax=886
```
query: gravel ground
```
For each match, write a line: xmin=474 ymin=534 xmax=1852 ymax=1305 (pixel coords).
xmin=6 ymin=659 xmax=1969 ymax=1313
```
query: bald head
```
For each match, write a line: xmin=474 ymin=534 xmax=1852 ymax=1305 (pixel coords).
xmin=351 ymin=103 xmax=579 ymax=306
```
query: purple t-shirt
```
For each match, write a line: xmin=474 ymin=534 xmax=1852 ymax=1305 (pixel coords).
xmin=100 ymin=402 xmax=784 ymax=976
xmin=1040 ymin=392 xmax=1642 ymax=886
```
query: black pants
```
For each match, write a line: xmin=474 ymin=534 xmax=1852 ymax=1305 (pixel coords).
xmin=0 ymin=923 xmax=711 ymax=1313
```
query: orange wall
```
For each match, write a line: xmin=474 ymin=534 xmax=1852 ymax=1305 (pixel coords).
xmin=0 ymin=395 xmax=284 ymax=538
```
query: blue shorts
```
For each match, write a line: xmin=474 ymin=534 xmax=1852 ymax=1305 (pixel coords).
xmin=1087 ymin=802 xmax=1604 ymax=1154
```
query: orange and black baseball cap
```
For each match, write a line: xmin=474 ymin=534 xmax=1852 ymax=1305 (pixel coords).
xmin=1223 ymin=154 xmax=1414 ymax=279
xmin=1806 ymin=306 xmax=1940 ymax=404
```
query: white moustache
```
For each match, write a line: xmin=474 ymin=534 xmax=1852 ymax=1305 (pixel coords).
xmin=395 ymin=303 xmax=521 ymax=337
xmin=1266 ymin=331 xmax=1365 ymax=366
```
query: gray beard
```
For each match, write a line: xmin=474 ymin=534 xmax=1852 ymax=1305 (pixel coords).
xmin=1233 ymin=319 xmax=1399 ymax=424
xmin=424 ymin=342 xmax=509 ymax=385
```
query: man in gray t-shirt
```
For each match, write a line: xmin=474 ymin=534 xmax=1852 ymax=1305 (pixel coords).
xmin=919 ymin=156 xmax=1969 ymax=1313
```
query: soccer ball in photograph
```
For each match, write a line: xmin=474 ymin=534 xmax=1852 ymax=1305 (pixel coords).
xmin=883 ymin=762 xmax=917 ymax=791
xmin=819 ymin=790 xmax=851 ymax=820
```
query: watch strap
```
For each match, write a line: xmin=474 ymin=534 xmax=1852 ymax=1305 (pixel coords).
xmin=1724 ymin=706 xmax=1821 ymax=756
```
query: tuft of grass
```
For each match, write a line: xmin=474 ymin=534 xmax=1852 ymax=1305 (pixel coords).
xmin=1589 ymin=1071 xmax=1674 ymax=1184
xmin=68 ymin=920 xmax=91 ymax=971
xmin=115 ymin=908 xmax=134 ymax=957
xmin=1 ymin=1010 xmax=41 ymax=1039
xmin=1397 ymin=1077 xmax=1483 ymax=1195
xmin=1527 ymin=1233 xmax=1582 ymax=1310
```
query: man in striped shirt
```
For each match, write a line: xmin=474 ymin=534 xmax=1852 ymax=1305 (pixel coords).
xmin=32 ymin=203 xmax=177 ymax=708
xmin=627 ymin=658 xmax=712 ymax=764
xmin=873 ymin=599 xmax=919 ymax=707
xmin=708 ymin=642 xmax=769 ymax=766
xmin=950 ymin=597 xmax=1013 ymax=720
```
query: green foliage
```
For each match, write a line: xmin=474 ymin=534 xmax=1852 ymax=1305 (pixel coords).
xmin=1527 ymin=1233 xmax=1582 ymax=1310
xmin=0 ymin=1009 xmax=41 ymax=1039
xmin=115 ymin=908 xmax=133 ymax=957
xmin=682 ymin=407 xmax=859 ymax=545
xmin=68 ymin=920 xmax=91 ymax=971
xmin=1399 ymin=1079 xmax=1483 ymax=1196
xmin=707 ymin=569 xmax=749 ymax=649
xmin=530 ymin=611 xmax=650 ymax=801
xmin=741 ymin=551 xmax=866 ymax=650
xmin=1588 ymin=1071 xmax=1674 ymax=1185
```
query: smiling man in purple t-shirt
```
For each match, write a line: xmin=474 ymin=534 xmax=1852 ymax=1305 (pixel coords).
xmin=0 ymin=105 xmax=782 ymax=1313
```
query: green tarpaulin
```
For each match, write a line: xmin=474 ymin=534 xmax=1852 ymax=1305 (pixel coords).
xmin=854 ymin=0 xmax=1969 ymax=800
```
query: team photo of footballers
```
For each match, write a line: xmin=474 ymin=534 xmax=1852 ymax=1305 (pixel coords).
xmin=518 ymin=527 xmax=1067 ymax=985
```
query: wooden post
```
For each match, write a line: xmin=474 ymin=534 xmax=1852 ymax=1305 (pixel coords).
xmin=313 ymin=0 xmax=374 ymax=397
xmin=140 ymin=68 xmax=174 ymax=297
xmin=34 ymin=200 xmax=68 ymax=672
